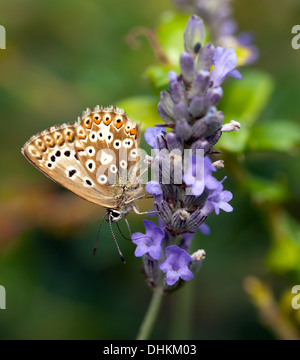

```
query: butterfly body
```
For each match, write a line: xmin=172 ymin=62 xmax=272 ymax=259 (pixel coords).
xmin=22 ymin=106 xmax=143 ymax=219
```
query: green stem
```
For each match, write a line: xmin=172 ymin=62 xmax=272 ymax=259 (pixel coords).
xmin=170 ymin=281 xmax=194 ymax=339
xmin=136 ymin=285 xmax=164 ymax=340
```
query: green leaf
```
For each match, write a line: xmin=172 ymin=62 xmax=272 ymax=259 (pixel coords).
xmin=156 ymin=12 xmax=190 ymax=67
xmin=267 ymin=211 xmax=300 ymax=275
xmin=247 ymin=119 xmax=300 ymax=152
xmin=145 ymin=64 xmax=174 ymax=88
xmin=242 ymin=175 xmax=288 ymax=204
xmin=116 ymin=95 xmax=160 ymax=130
xmin=218 ymin=70 xmax=274 ymax=153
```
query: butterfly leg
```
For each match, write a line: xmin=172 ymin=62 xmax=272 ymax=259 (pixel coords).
xmin=124 ymin=217 xmax=132 ymax=238
xmin=132 ymin=204 xmax=157 ymax=216
xmin=124 ymin=194 xmax=153 ymax=205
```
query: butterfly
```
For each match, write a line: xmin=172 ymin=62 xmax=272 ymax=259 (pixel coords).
xmin=22 ymin=106 xmax=147 ymax=230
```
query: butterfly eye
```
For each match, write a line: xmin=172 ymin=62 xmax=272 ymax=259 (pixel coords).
xmin=111 ymin=210 xmax=121 ymax=220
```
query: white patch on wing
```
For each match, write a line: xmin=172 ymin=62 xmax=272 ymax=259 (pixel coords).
xmin=99 ymin=150 xmax=113 ymax=165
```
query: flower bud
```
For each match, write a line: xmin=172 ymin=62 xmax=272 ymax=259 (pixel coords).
xmin=169 ymin=71 xmax=186 ymax=104
xmin=180 ymin=51 xmax=195 ymax=83
xmin=160 ymin=91 xmax=174 ymax=118
xmin=158 ymin=102 xmax=175 ymax=124
xmin=205 ymin=131 xmax=222 ymax=152
xmin=204 ymin=109 xmax=224 ymax=135
xmin=186 ymin=208 xmax=207 ymax=230
xmin=143 ymin=254 xmax=160 ymax=288
xmin=154 ymin=200 xmax=173 ymax=226
xmin=190 ymin=70 xmax=210 ymax=98
xmin=188 ymin=95 xmax=205 ymax=118
xmin=175 ymin=119 xmax=192 ymax=141
xmin=196 ymin=43 xmax=215 ymax=71
xmin=184 ymin=15 xmax=205 ymax=56
xmin=165 ymin=131 xmax=183 ymax=151
xmin=173 ymin=102 xmax=190 ymax=122
xmin=192 ymin=119 xmax=209 ymax=138
xmin=206 ymin=86 xmax=223 ymax=107
xmin=191 ymin=139 xmax=209 ymax=151
xmin=221 ymin=120 xmax=241 ymax=132
xmin=191 ymin=249 xmax=206 ymax=261
xmin=190 ymin=249 xmax=206 ymax=274
xmin=212 ymin=160 xmax=224 ymax=169
xmin=171 ymin=209 xmax=188 ymax=232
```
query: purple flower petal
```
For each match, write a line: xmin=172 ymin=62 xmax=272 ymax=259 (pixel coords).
xmin=144 ymin=127 xmax=164 ymax=149
xmin=145 ymin=181 xmax=163 ymax=196
xmin=211 ymin=47 xmax=241 ymax=87
xmin=199 ymin=223 xmax=210 ymax=235
xmin=131 ymin=220 xmax=165 ymax=260
xmin=159 ymin=245 xmax=194 ymax=286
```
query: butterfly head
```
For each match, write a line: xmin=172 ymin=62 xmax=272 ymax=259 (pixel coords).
xmin=109 ymin=209 xmax=122 ymax=222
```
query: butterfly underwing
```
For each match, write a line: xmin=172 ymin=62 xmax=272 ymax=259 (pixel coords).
xmin=22 ymin=106 xmax=144 ymax=220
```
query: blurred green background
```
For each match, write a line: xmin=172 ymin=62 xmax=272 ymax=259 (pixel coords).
xmin=1 ymin=0 xmax=300 ymax=340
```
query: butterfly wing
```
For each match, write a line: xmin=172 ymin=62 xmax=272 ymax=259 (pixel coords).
xmin=73 ymin=106 xmax=141 ymax=197
xmin=22 ymin=123 xmax=121 ymax=208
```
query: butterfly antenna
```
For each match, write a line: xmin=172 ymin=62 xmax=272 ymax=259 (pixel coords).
xmin=116 ymin=221 xmax=131 ymax=241
xmin=93 ymin=212 xmax=108 ymax=255
xmin=109 ymin=213 xmax=126 ymax=264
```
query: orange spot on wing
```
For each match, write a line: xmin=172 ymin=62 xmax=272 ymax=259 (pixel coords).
xmin=103 ymin=117 xmax=112 ymax=125
xmin=93 ymin=114 xmax=101 ymax=125
xmin=84 ymin=117 xmax=92 ymax=129
xmin=130 ymin=128 xmax=137 ymax=138
xmin=67 ymin=134 xmax=74 ymax=142
xmin=76 ymin=146 xmax=84 ymax=151
xmin=78 ymin=135 xmax=86 ymax=140
xmin=57 ymin=137 xmax=65 ymax=146
xmin=45 ymin=137 xmax=55 ymax=147
xmin=114 ymin=118 xmax=124 ymax=129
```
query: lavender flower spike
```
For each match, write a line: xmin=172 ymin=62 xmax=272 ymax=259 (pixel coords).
xmin=159 ymin=245 xmax=194 ymax=285
xmin=210 ymin=46 xmax=242 ymax=87
xmin=132 ymin=220 xmax=165 ymax=260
